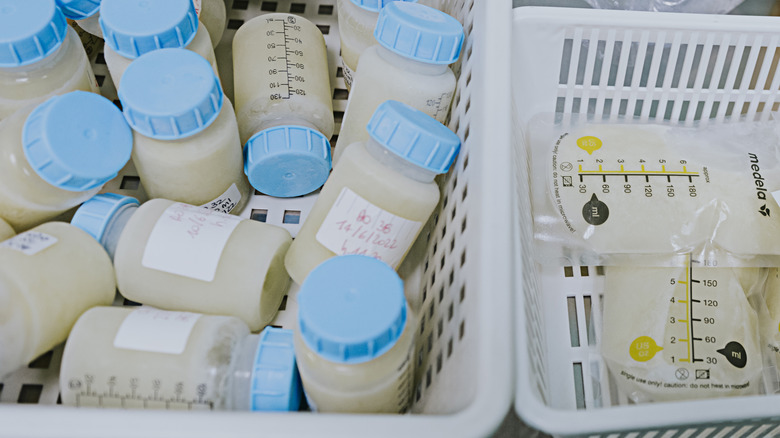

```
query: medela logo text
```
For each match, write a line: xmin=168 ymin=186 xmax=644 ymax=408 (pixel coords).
xmin=749 ymin=153 xmax=768 ymax=201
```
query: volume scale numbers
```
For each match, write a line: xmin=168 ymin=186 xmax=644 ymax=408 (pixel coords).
xmin=564 ymin=159 xmax=700 ymax=198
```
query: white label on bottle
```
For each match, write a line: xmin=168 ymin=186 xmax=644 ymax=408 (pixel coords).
xmin=315 ymin=188 xmax=422 ymax=269
xmin=0 ymin=231 xmax=57 ymax=255
xmin=341 ymin=57 xmax=355 ymax=91
xmin=114 ymin=307 xmax=202 ymax=354
xmin=142 ymin=203 xmax=243 ymax=282
xmin=200 ymin=183 xmax=242 ymax=214
xmin=192 ymin=0 xmax=202 ymax=16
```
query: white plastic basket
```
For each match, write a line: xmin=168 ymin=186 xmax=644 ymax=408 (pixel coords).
xmin=512 ymin=6 xmax=780 ymax=437
xmin=0 ymin=1 xmax=514 ymax=436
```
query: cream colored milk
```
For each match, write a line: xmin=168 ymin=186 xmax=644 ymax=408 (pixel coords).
xmin=0 ymin=217 xmax=15 ymax=241
xmin=131 ymin=97 xmax=251 ymax=214
xmin=197 ymin=0 xmax=227 ymax=48
xmin=0 ymin=106 xmax=100 ymax=231
xmin=0 ymin=222 xmax=115 ymax=378
xmin=336 ymin=0 xmax=378 ymax=91
xmin=232 ymin=13 xmax=333 ymax=144
xmin=333 ymin=46 xmax=455 ymax=163
xmin=601 ymin=265 xmax=765 ymax=402
xmin=0 ymin=26 xmax=97 ymax=121
xmin=114 ymin=199 xmax=292 ymax=331
xmin=60 ymin=307 xmax=249 ymax=409
xmin=104 ymin=23 xmax=219 ymax=88
xmin=294 ymin=309 xmax=414 ymax=413
xmin=284 ymin=140 xmax=440 ymax=284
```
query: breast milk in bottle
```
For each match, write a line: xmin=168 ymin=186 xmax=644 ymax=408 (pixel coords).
xmin=71 ymin=195 xmax=293 ymax=332
xmin=233 ymin=13 xmax=334 ymax=197
xmin=0 ymin=0 xmax=98 ymax=121
xmin=0 ymin=222 xmax=116 ymax=379
xmin=57 ymin=0 xmax=103 ymax=38
xmin=61 ymin=307 xmax=301 ymax=411
xmin=119 ymin=49 xmax=249 ymax=213
xmin=99 ymin=0 xmax=219 ymax=87
xmin=336 ymin=0 xmax=416 ymax=91
xmin=0 ymin=218 xmax=15 ymax=241
xmin=0 ymin=91 xmax=132 ymax=231
xmin=284 ymin=100 xmax=460 ymax=284
xmin=295 ymin=255 xmax=413 ymax=413
xmin=333 ymin=2 xmax=463 ymax=163
xmin=194 ymin=0 xmax=228 ymax=48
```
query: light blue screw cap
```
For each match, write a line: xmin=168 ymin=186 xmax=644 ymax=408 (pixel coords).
xmin=119 ymin=48 xmax=223 ymax=140
xmin=298 ymin=255 xmax=407 ymax=364
xmin=0 ymin=0 xmax=67 ymax=67
xmin=71 ymin=193 xmax=138 ymax=243
xmin=349 ymin=0 xmax=416 ymax=13
xmin=374 ymin=2 xmax=463 ymax=65
xmin=100 ymin=0 xmax=198 ymax=59
xmin=23 ymin=91 xmax=133 ymax=192
xmin=57 ymin=0 xmax=100 ymax=20
xmin=249 ymin=327 xmax=302 ymax=411
xmin=368 ymin=100 xmax=460 ymax=174
xmin=243 ymin=125 xmax=331 ymax=198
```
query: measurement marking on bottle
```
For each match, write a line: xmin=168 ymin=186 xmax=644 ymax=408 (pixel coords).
xmin=267 ymin=17 xmax=305 ymax=101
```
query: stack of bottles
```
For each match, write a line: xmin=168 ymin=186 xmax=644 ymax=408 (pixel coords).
xmin=0 ymin=0 xmax=463 ymax=414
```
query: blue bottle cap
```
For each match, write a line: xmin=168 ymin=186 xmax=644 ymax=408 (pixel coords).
xmin=243 ymin=125 xmax=331 ymax=198
xmin=349 ymin=0 xmax=416 ymax=13
xmin=298 ymin=255 xmax=407 ymax=364
xmin=0 ymin=0 xmax=67 ymax=67
xmin=249 ymin=327 xmax=302 ymax=412
xmin=119 ymin=48 xmax=223 ymax=140
xmin=22 ymin=91 xmax=133 ymax=192
xmin=100 ymin=0 xmax=198 ymax=59
xmin=374 ymin=2 xmax=463 ymax=65
xmin=71 ymin=193 xmax=139 ymax=242
xmin=367 ymin=100 xmax=460 ymax=174
xmin=56 ymin=0 xmax=100 ymax=20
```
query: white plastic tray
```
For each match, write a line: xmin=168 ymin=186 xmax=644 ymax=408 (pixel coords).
xmin=512 ymin=6 xmax=780 ymax=437
xmin=0 ymin=1 xmax=514 ymax=437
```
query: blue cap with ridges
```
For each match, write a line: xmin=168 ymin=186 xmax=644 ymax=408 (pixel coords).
xmin=298 ymin=255 xmax=407 ymax=364
xmin=56 ymin=0 xmax=100 ymax=20
xmin=71 ymin=193 xmax=139 ymax=242
xmin=99 ymin=0 xmax=198 ymax=59
xmin=243 ymin=125 xmax=331 ymax=198
xmin=23 ymin=91 xmax=133 ymax=192
xmin=249 ymin=327 xmax=302 ymax=411
xmin=374 ymin=2 xmax=463 ymax=64
xmin=349 ymin=0 xmax=416 ymax=13
xmin=119 ymin=48 xmax=223 ymax=140
xmin=367 ymin=100 xmax=460 ymax=174
xmin=0 ymin=0 xmax=67 ymax=67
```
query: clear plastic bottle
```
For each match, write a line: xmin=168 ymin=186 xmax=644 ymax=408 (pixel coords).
xmin=0 ymin=0 xmax=98 ymax=120
xmin=336 ymin=0 xmax=416 ymax=91
xmin=100 ymin=0 xmax=219 ymax=87
xmin=294 ymin=255 xmax=414 ymax=413
xmin=56 ymin=0 xmax=103 ymax=38
xmin=71 ymin=195 xmax=293 ymax=332
xmin=0 ymin=222 xmax=116 ymax=379
xmin=0 ymin=217 xmax=15 ymax=241
xmin=333 ymin=2 xmax=463 ymax=164
xmin=0 ymin=91 xmax=132 ymax=231
xmin=284 ymin=100 xmax=460 ymax=284
xmin=119 ymin=48 xmax=250 ymax=214
xmin=60 ymin=306 xmax=301 ymax=411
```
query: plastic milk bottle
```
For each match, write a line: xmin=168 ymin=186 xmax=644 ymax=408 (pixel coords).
xmin=60 ymin=307 xmax=301 ymax=411
xmin=333 ymin=2 xmax=462 ymax=163
xmin=284 ymin=100 xmax=460 ymax=284
xmin=71 ymin=195 xmax=293 ymax=332
xmin=0 ymin=91 xmax=132 ymax=231
xmin=0 ymin=222 xmax=116 ymax=379
xmin=294 ymin=255 xmax=414 ymax=413
xmin=0 ymin=0 xmax=98 ymax=120
xmin=119 ymin=48 xmax=250 ymax=214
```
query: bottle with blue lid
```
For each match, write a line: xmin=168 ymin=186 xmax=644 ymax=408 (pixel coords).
xmin=60 ymin=306 xmax=302 ymax=411
xmin=0 ymin=90 xmax=132 ymax=231
xmin=57 ymin=0 xmax=103 ymax=38
xmin=284 ymin=100 xmax=460 ymax=284
xmin=71 ymin=194 xmax=293 ymax=331
xmin=119 ymin=48 xmax=250 ymax=214
xmin=333 ymin=1 xmax=463 ymax=164
xmin=294 ymin=255 xmax=414 ymax=413
xmin=336 ymin=0 xmax=417 ymax=91
xmin=100 ymin=0 xmax=219 ymax=87
xmin=0 ymin=0 xmax=98 ymax=121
